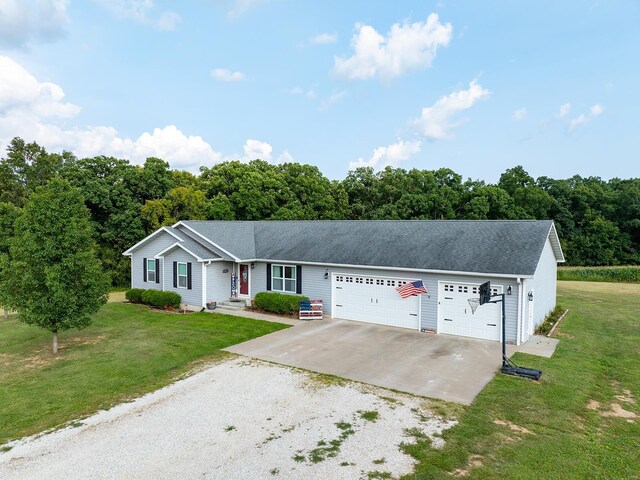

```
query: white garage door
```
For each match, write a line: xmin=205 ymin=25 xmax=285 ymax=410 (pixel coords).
xmin=437 ymin=282 xmax=502 ymax=341
xmin=332 ymin=274 xmax=420 ymax=330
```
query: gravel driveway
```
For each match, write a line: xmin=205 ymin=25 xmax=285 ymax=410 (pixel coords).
xmin=0 ymin=357 xmax=456 ymax=480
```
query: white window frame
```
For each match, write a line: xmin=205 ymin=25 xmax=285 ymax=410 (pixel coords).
xmin=147 ymin=259 xmax=156 ymax=283
xmin=271 ymin=264 xmax=296 ymax=294
xmin=177 ymin=262 xmax=188 ymax=289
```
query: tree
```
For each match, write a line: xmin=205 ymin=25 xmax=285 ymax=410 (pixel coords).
xmin=1 ymin=179 xmax=110 ymax=353
xmin=140 ymin=187 xmax=210 ymax=231
xmin=0 ymin=137 xmax=72 ymax=206
xmin=0 ymin=202 xmax=20 ymax=319
xmin=61 ymin=155 xmax=145 ymax=286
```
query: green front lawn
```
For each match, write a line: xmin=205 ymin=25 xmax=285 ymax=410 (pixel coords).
xmin=404 ymin=281 xmax=640 ymax=479
xmin=0 ymin=303 xmax=288 ymax=445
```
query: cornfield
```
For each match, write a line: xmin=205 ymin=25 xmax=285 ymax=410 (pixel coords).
xmin=557 ymin=266 xmax=640 ymax=283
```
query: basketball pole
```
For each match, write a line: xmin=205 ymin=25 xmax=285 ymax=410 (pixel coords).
xmin=501 ymin=292 xmax=506 ymax=367
xmin=488 ymin=292 xmax=507 ymax=367
xmin=491 ymin=291 xmax=542 ymax=380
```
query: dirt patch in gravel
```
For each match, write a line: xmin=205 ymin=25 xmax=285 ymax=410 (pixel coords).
xmin=0 ymin=357 xmax=458 ymax=480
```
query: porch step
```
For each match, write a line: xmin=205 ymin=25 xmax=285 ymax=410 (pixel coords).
xmin=216 ymin=301 xmax=246 ymax=311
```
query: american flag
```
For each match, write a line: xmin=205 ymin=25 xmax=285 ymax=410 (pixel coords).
xmin=396 ymin=280 xmax=428 ymax=299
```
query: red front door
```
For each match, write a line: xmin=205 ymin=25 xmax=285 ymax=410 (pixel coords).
xmin=239 ymin=264 xmax=249 ymax=295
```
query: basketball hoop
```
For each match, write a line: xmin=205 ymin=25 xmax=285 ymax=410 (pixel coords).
xmin=468 ymin=297 xmax=481 ymax=315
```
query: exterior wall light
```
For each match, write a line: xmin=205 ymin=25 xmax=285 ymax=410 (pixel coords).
xmin=250 ymin=263 xmax=255 ymax=269
xmin=528 ymin=291 xmax=534 ymax=301
xmin=324 ymin=269 xmax=329 ymax=280
xmin=507 ymin=286 xmax=512 ymax=296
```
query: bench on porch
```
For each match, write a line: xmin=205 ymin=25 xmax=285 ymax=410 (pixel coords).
xmin=299 ymin=299 xmax=323 ymax=320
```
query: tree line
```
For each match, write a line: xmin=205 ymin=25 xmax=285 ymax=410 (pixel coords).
xmin=1 ymin=137 xmax=638 ymax=286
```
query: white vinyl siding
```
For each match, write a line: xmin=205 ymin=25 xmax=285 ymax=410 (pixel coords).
xmin=527 ymin=237 xmax=558 ymax=341
xmin=206 ymin=261 xmax=234 ymax=303
xmin=163 ymin=249 xmax=201 ymax=307
xmin=130 ymin=231 xmax=175 ymax=290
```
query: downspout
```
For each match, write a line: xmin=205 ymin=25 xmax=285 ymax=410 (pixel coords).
xmin=516 ymin=277 xmax=522 ymax=345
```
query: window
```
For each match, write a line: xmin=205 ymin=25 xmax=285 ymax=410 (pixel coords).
xmin=147 ymin=259 xmax=156 ymax=283
xmin=272 ymin=264 xmax=296 ymax=293
xmin=177 ymin=262 xmax=187 ymax=288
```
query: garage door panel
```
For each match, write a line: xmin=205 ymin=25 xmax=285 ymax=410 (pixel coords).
xmin=332 ymin=274 xmax=419 ymax=330
xmin=438 ymin=282 xmax=502 ymax=341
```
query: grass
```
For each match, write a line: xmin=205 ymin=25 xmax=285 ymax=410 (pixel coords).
xmin=558 ymin=265 xmax=640 ymax=283
xmin=305 ymin=421 xmax=355 ymax=463
xmin=0 ymin=302 xmax=288 ymax=445
xmin=403 ymin=281 xmax=640 ymax=479
xmin=359 ymin=410 xmax=380 ymax=422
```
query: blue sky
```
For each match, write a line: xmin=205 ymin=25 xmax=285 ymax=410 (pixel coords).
xmin=0 ymin=1 xmax=638 ymax=182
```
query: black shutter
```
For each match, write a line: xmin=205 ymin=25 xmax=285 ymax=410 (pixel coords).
xmin=143 ymin=258 xmax=147 ymax=282
xmin=296 ymin=265 xmax=302 ymax=294
xmin=173 ymin=262 xmax=177 ymax=288
xmin=266 ymin=263 xmax=272 ymax=291
xmin=155 ymin=259 xmax=160 ymax=284
xmin=187 ymin=262 xmax=192 ymax=290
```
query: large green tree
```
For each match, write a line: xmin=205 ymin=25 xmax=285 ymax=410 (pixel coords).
xmin=0 ymin=202 xmax=20 ymax=319
xmin=1 ymin=179 xmax=110 ymax=353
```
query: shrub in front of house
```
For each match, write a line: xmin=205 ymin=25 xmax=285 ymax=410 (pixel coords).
xmin=125 ymin=288 xmax=145 ymax=304
xmin=140 ymin=290 xmax=182 ymax=309
xmin=126 ymin=288 xmax=181 ymax=309
xmin=255 ymin=292 xmax=309 ymax=315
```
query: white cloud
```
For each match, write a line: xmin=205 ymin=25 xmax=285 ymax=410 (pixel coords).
xmin=227 ymin=0 xmax=266 ymax=19
xmin=0 ymin=56 xmax=222 ymax=171
xmin=557 ymin=102 xmax=571 ymax=118
xmin=0 ymin=0 xmax=69 ymax=49
xmin=569 ymin=103 xmax=604 ymax=132
xmin=319 ymin=91 xmax=347 ymax=110
xmin=412 ymin=80 xmax=489 ymax=139
xmin=211 ymin=68 xmax=245 ymax=82
xmin=242 ymin=138 xmax=272 ymax=162
xmin=512 ymin=107 xmax=527 ymax=121
xmin=222 ymin=139 xmax=292 ymax=164
xmin=0 ymin=56 xmax=80 ymax=118
xmin=94 ymin=0 xmax=181 ymax=31
xmin=0 ymin=56 xmax=295 ymax=172
xmin=349 ymin=139 xmax=422 ymax=171
xmin=310 ymin=32 xmax=338 ymax=45
xmin=276 ymin=150 xmax=294 ymax=164
xmin=334 ymin=13 xmax=452 ymax=81
xmin=287 ymin=86 xmax=317 ymax=99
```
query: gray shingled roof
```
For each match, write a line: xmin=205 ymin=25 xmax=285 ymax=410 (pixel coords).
xmin=180 ymin=220 xmax=559 ymax=276
xmin=181 ymin=221 xmax=256 ymax=260
xmin=165 ymin=227 xmax=221 ymax=260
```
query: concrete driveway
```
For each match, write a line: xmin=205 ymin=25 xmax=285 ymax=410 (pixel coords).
xmin=225 ymin=319 xmax=505 ymax=405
